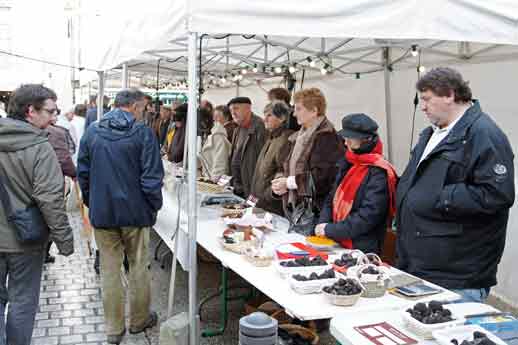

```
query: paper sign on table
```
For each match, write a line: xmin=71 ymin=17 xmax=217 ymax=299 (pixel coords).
xmin=354 ymin=322 xmax=418 ymax=345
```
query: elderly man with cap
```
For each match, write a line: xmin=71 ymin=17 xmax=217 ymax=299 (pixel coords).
xmin=228 ymin=96 xmax=266 ymax=198
xmin=315 ymin=113 xmax=398 ymax=254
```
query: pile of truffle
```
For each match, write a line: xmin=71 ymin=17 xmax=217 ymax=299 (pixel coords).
xmin=280 ymin=256 xmax=327 ymax=267
xmin=322 ymin=278 xmax=363 ymax=296
xmin=451 ymin=331 xmax=497 ymax=345
xmin=405 ymin=301 xmax=453 ymax=324
xmin=292 ymin=269 xmax=335 ymax=281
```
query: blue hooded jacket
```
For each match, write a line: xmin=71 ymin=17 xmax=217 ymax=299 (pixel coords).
xmin=78 ymin=108 xmax=164 ymax=228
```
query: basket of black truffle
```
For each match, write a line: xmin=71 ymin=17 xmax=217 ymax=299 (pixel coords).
xmin=276 ymin=256 xmax=332 ymax=279
xmin=433 ymin=325 xmax=505 ymax=345
xmin=402 ymin=301 xmax=465 ymax=339
xmin=289 ymin=269 xmax=337 ymax=295
xmin=322 ymin=278 xmax=364 ymax=306
xmin=356 ymin=264 xmax=390 ymax=298
xmin=332 ymin=250 xmax=363 ymax=273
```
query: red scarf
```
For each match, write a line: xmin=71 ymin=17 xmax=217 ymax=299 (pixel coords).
xmin=332 ymin=139 xmax=397 ymax=249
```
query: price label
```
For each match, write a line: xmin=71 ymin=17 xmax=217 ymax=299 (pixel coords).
xmin=246 ymin=195 xmax=259 ymax=207
xmin=217 ymin=175 xmax=232 ymax=186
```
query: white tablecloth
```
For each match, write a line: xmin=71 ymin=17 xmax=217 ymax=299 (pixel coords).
xmin=154 ymin=176 xmax=460 ymax=321
xmin=330 ymin=302 xmax=498 ymax=345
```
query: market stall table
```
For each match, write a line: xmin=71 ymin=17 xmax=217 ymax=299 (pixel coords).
xmin=154 ymin=175 xmax=460 ymax=336
xmin=330 ymin=302 xmax=499 ymax=345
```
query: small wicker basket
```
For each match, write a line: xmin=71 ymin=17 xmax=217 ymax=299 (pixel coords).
xmin=219 ymin=237 xmax=258 ymax=254
xmin=196 ymin=180 xmax=225 ymax=194
xmin=356 ymin=264 xmax=390 ymax=298
xmin=322 ymin=289 xmax=363 ymax=307
xmin=244 ymin=248 xmax=273 ymax=267
xmin=279 ymin=324 xmax=319 ymax=345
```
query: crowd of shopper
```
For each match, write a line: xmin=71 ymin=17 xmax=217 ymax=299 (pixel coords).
xmin=0 ymin=66 xmax=515 ymax=345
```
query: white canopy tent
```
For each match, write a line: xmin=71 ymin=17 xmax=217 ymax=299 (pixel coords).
xmin=81 ymin=1 xmax=518 ymax=343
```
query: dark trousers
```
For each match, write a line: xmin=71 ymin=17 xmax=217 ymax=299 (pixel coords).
xmin=0 ymin=250 xmax=45 ymax=345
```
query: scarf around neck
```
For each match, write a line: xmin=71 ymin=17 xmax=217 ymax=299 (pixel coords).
xmin=332 ymin=139 xmax=397 ymax=249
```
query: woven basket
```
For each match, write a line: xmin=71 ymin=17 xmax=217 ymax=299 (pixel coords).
xmin=219 ymin=237 xmax=258 ymax=254
xmin=279 ymin=324 xmax=319 ymax=345
xmin=322 ymin=289 xmax=362 ymax=307
xmin=401 ymin=310 xmax=465 ymax=340
xmin=244 ymin=251 xmax=273 ymax=267
xmin=356 ymin=264 xmax=389 ymax=298
xmin=196 ymin=180 xmax=225 ymax=194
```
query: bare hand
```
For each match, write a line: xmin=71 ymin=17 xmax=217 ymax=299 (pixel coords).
xmin=271 ymin=177 xmax=288 ymax=195
xmin=315 ymin=223 xmax=327 ymax=237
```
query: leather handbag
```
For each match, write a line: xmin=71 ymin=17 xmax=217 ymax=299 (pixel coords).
xmin=284 ymin=172 xmax=317 ymax=236
xmin=0 ymin=173 xmax=48 ymax=243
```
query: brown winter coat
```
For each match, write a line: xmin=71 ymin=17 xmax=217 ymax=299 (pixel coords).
xmin=251 ymin=127 xmax=293 ymax=215
xmin=47 ymin=125 xmax=77 ymax=178
xmin=282 ymin=117 xmax=344 ymax=212
xmin=229 ymin=115 xmax=266 ymax=198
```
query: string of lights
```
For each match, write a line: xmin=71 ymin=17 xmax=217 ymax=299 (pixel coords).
xmin=0 ymin=49 xmax=97 ymax=72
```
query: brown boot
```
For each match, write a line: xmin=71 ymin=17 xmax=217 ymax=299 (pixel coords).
xmin=129 ymin=311 xmax=158 ymax=334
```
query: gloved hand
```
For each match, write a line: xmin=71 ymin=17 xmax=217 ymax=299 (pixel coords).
xmin=56 ymin=238 xmax=74 ymax=257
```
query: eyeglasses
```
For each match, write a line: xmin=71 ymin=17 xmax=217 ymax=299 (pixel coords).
xmin=41 ymin=108 xmax=58 ymax=115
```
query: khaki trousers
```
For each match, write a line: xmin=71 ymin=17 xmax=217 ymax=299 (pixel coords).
xmin=94 ymin=227 xmax=151 ymax=335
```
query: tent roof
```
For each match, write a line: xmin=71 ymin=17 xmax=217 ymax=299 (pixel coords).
xmin=81 ymin=0 xmax=518 ymax=79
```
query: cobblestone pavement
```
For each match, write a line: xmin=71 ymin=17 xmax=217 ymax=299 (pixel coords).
xmin=32 ymin=211 xmax=336 ymax=345
xmin=31 ymin=213 xmax=151 ymax=345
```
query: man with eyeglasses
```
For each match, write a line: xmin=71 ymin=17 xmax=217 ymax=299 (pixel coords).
xmin=0 ymin=84 xmax=74 ymax=345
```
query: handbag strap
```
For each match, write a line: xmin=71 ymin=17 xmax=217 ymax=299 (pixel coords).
xmin=0 ymin=170 xmax=14 ymax=216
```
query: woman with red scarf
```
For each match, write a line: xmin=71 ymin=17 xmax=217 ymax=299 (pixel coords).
xmin=315 ymin=113 xmax=398 ymax=254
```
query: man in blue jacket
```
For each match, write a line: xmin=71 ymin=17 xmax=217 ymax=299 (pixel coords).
xmin=396 ymin=68 xmax=515 ymax=303
xmin=78 ymin=88 xmax=164 ymax=344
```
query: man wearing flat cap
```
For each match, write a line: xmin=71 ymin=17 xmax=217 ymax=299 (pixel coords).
xmin=228 ymin=97 xmax=266 ymax=198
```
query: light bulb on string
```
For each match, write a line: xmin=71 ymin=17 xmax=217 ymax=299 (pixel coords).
xmin=241 ymin=68 xmax=248 ymax=75
xmin=289 ymin=63 xmax=297 ymax=74
xmin=220 ymin=75 xmax=226 ymax=83
xmin=252 ymin=64 xmax=258 ymax=73
xmin=418 ymin=65 xmax=426 ymax=73
xmin=355 ymin=73 xmax=360 ymax=79
xmin=320 ymin=63 xmax=330 ymax=75
xmin=411 ymin=45 xmax=419 ymax=57
xmin=274 ymin=66 xmax=282 ymax=74
xmin=307 ymin=57 xmax=316 ymax=68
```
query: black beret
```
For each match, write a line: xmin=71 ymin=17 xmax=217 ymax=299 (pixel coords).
xmin=227 ymin=96 xmax=252 ymax=106
xmin=337 ymin=113 xmax=378 ymax=139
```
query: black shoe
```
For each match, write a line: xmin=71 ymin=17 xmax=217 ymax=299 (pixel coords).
xmin=107 ymin=328 xmax=125 ymax=344
xmin=94 ymin=250 xmax=100 ymax=275
xmin=45 ymin=255 xmax=56 ymax=264
xmin=129 ymin=312 xmax=158 ymax=334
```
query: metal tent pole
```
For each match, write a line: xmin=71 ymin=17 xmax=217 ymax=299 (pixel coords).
xmin=383 ymin=47 xmax=393 ymax=162
xmin=187 ymin=31 xmax=200 ymax=345
xmin=96 ymin=71 xmax=105 ymax=121
xmin=122 ymin=63 xmax=129 ymax=88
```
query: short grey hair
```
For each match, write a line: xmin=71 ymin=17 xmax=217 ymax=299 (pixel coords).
xmin=114 ymin=88 xmax=146 ymax=108
xmin=271 ymin=100 xmax=290 ymax=120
